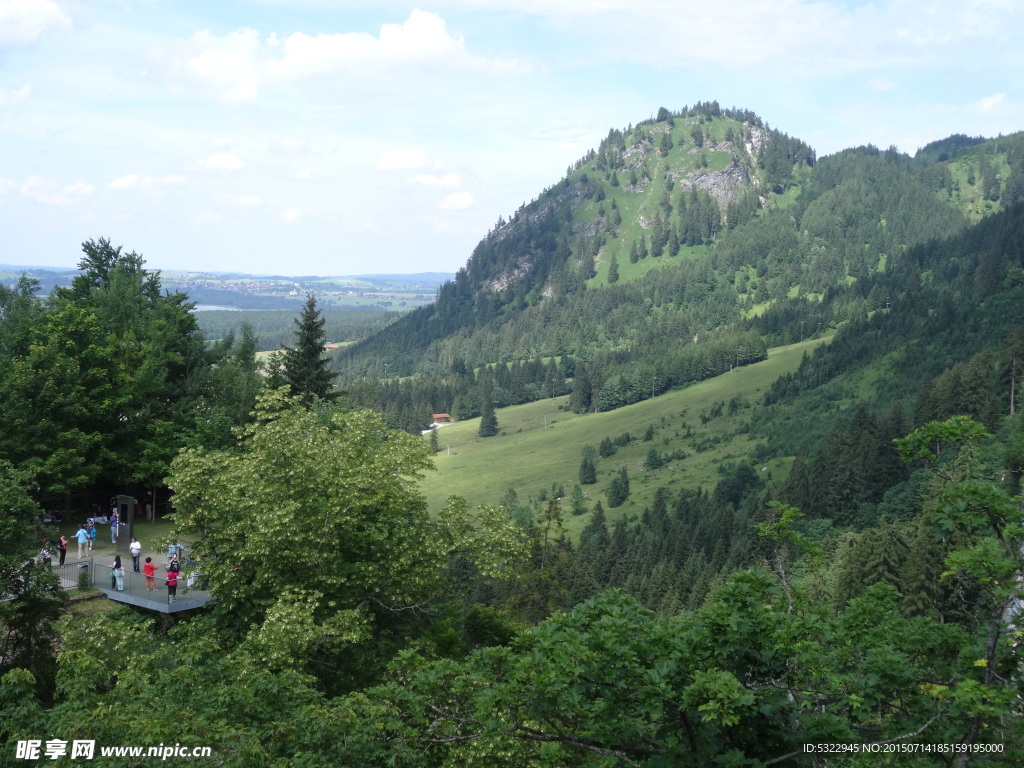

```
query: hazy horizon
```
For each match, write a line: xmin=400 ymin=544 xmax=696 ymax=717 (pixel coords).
xmin=2 ymin=1 xmax=1022 ymax=276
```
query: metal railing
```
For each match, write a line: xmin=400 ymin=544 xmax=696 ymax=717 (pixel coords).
xmin=93 ymin=563 xmax=208 ymax=607
xmin=52 ymin=558 xmax=93 ymax=590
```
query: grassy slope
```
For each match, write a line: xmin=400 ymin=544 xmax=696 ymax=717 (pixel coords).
xmin=418 ymin=335 xmax=828 ymax=538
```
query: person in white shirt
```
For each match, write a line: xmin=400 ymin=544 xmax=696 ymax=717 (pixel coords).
xmin=129 ymin=537 xmax=142 ymax=573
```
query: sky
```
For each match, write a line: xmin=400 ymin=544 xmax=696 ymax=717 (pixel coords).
xmin=1 ymin=0 xmax=1022 ymax=276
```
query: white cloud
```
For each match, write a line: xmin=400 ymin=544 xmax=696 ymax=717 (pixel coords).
xmin=184 ymin=28 xmax=263 ymax=102
xmin=411 ymin=172 xmax=461 ymax=189
xmin=108 ymin=174 xmax=186 ymax=190
xmin=3 ymin=175 xmax=94 ymax=205
xmin=197 ymin=152 xmax=246 ymax=172
xmin=439 ymin=191 xmax=474 ymax=210
xmin=440 ymin=0 xmax=1020 ymax=78
xmin=869 ymin=76 xmax=897 ymax=92
xmin=976 ymin=93 xmax=1005 ymax=113
xmin=296 ymin=168 xmax=312 ymax=179
xmin=163 ymin=10 xmax=529 ymax=102
xmin=265 ymin=9 xmax=461 ymax=80
xmin=279 ymin=207 xmax=301 ymax=223
xmin=194 ymin=210 xmax=222 ymax=224
xmin=0 ymin=83 xmax=31 ymax=107
xmin=0 ymin=0 xmax=71 ymax=50
xmin=376 ymin=148 xmax=427 ymax=170
xmin=62 ymin=182 xmax=93 ymax=196
xmin=227 ymin=195 xmax=263 ymax=206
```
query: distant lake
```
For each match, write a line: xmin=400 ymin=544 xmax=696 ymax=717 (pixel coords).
xmin=192 ymin=305 xmax=241 ymax=311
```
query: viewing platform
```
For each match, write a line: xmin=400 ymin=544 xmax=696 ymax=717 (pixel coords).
xmin=57 ymin=559 xmax=212 ymax=613
xmin=95 ymin=565 xmax=212 ymax=612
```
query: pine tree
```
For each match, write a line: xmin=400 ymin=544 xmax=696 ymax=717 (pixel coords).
xmin=606 ymin=466 xmax=630 ymax=507
xmin=281 ymin=294 xmax=339 ymax=405
xmin=570 ymin=483 xmax=588 ymax=516
xmin=478 ymin=391 xmax=498 ymax=437
xmin=607 ymin=255 xmax=620 ymax=284
xmin=579 ymin=456 xmax=597 ymax=485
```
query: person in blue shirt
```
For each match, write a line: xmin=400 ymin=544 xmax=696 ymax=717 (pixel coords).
xmin=75 ymin=526 xmax=89 ymax=559
xmin=110 ymin=510 xmax=119 ymax=543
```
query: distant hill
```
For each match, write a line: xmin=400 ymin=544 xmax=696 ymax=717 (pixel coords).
xmin=2 ymin=264 xmax=454 ymax=311
xmin=343 ymin=272 xmax=455 ymax=285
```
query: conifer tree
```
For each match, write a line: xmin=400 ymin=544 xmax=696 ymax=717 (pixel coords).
xmin=607 ymin=255 xmax=620 ymax=283
xmin=281 ymin=294 xmax=339 ymax=405
xmin=478 ymin=390 xmax=498 ymax=437
xmin=570 ymin=483 xmax=588 ymax=516
xmin=606 ymin=466 xmax=630 ymax=507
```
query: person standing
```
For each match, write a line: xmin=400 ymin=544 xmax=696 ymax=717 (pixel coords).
xmin=110 ymin=510 xmax=119 ymax=544
xmin=143 ymin=557 xmax=157 ymax=591
xmin=58 ymin=535 xmax=68 ymax=566
xmin=166 ymin=565 xmax=178 ymax=602
xmin=129 ymin=538 xmax=142 ymax=572
xmin=112 ymin=554 xmax=124 ymax=591
xmin=75 ymin=525 xmax=89 ymax=559
xmin=87 ymin=522 xmax=96 ymax=551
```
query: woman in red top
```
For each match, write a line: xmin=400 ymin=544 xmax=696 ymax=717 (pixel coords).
xmin=166 ymin=566 xmax=178 ymax=602
xmin=143 ymin=557 xmax=157 ymax=591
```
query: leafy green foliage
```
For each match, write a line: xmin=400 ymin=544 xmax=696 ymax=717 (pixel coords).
xmin=342 ymin=574 xmax=976 ymax=766
xmin=167 ymin=389 xmax=523 ymax=687
xmin=167 ymin=389 xmax=435 ymax=671
xmin=0 ymin=462 xmax=66 ymax=698
xmin=0 ymin=238 xmax=242 ymax=498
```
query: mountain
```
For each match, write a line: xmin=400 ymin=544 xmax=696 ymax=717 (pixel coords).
xmin=339 ymin=103 xmax=1024 ymax=436
xmin=344 ymin=105 xmax=1022 ymax=380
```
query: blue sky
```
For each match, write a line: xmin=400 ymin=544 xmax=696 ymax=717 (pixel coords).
xmin=1 ymin=0 xmax=1021 ymax=275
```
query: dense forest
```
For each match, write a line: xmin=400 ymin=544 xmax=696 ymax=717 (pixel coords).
xmin=3 ymin=103 xmax=1024 ymax=766
xmin=194 ymin=307 xmax=400 ymax=352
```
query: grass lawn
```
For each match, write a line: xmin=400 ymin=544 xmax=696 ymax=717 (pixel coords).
xmin=418 ymin=335 xmax=829 ymax=539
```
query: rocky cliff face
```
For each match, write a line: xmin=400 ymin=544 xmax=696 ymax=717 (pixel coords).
xmin=481 ymin=117 xmax=773 ymax=294
xmin=680 ymin=163 xmax=753 ymax=207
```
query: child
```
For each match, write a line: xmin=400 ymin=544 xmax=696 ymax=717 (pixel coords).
xmin=143 ymin=557 xmax=157 ymax=591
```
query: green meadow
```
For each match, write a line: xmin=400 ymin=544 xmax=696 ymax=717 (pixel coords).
xmin=418 ymin=335 xmax=828 ymax=537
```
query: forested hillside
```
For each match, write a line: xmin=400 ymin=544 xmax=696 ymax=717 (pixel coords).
xmin=339 ymin=103 xmax=1024 ymax=434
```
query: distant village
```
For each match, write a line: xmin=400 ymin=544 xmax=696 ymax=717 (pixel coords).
xmin=1 ymin=266 xmax=448 ymax=311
